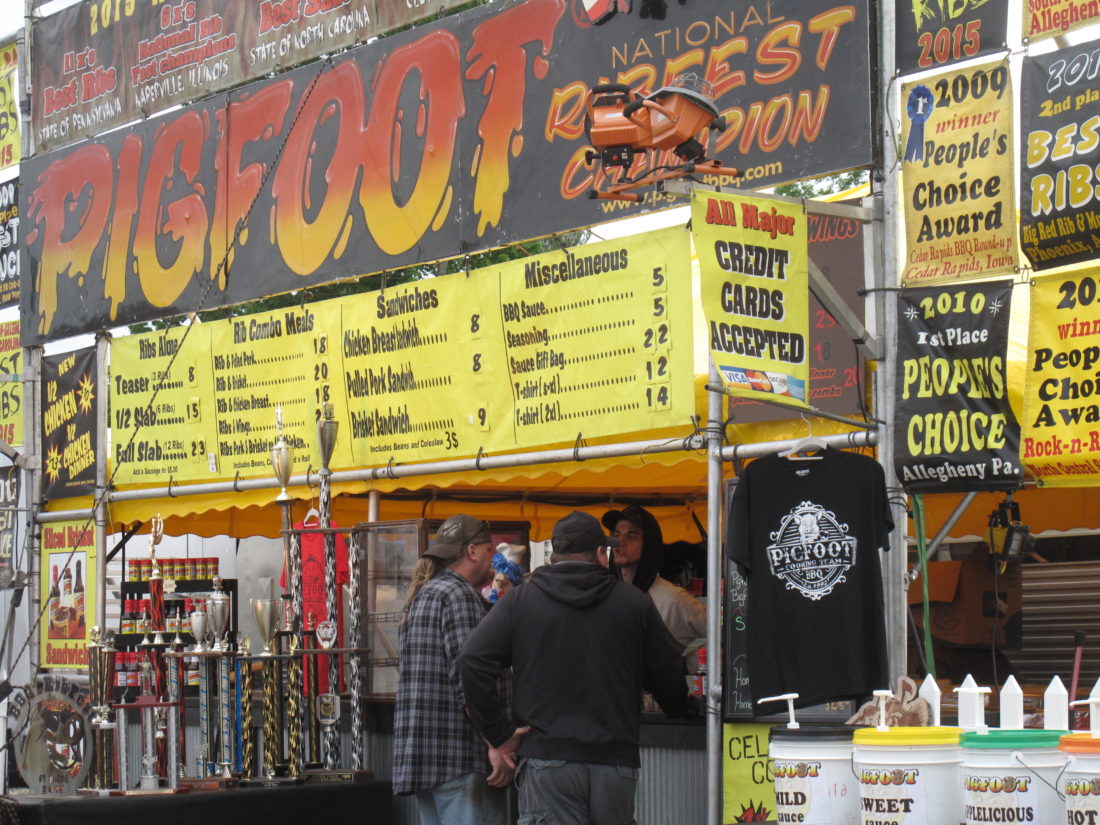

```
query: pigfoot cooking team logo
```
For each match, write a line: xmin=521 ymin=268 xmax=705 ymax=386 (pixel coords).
xmin=766 ymin=502 xmax=857 ymax=600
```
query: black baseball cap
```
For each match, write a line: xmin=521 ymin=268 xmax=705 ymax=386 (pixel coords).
xmin=551 ymin=511 xmax=620 ymax=555
xmin=425 ymin=514 xmax=492 ymax=561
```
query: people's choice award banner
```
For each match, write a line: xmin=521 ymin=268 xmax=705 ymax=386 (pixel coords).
xmin=1022 ymin=273 xmax=1100 ymax=486
xmin=901 ymin=62 xmax=1017 ymax=285
xmin=1021 ymin=45 xmax=1100 ymax=271
xmin=39 ymin=520 xmax=94 ymax=669
xmin=1024 ymin=0 xmax=1100 ymax=41
xmin=41 ymin=348 xmax=97 ymax=499
xmin=694 ymin=191 xmax=809 ymax=409
xmin=896 ymin=0 xmax=1007 ymax=75
xmin=895 ymin=281 xmax=1021 ymax=492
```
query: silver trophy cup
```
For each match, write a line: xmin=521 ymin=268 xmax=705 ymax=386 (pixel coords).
xmin=251 ymin=598 xmax=279 ymax=656
xmin=190 ymin=609 xmax=209 ymax=653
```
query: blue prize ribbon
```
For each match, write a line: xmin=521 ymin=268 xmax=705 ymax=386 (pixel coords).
xmin=905 ymin=85 xmax=935 ymax=162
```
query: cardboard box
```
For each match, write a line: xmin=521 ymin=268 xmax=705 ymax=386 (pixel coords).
xmin=908 ymin=545 xmax=1021 ymax=648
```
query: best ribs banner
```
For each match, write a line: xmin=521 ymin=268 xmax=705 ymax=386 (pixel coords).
xmin=21 ymin=0 xmax=874 ymax=344
xmin=894 ymin=281 xmax=1022 ymax=492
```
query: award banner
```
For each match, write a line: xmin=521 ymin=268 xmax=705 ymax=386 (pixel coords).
xmin=694 ymin=191 xmax=809 ymax=408
xmin=41 ymin=348 xmax=97 ymax=499
xmin=24 ymin=0 xmax=874 ymax=344
xmin=1021 ymin=46 xmax=1100 ymax=271
xmin=728 ymin=205 xmax=867 ymax=423
xmin=0 ymin=178 xmax=18 ymax=308
xmin=0 ymin=43 xmax=16 ymax=171
xmin=1021 ymin=273 xmax=1100 ymax=486
xmin=0 ymin=465 xmax=18 ymax=589
xmin=0 ymin=320 xmax=21 ymax=447
xmin=895 ymin=281 xmax=1021 ymax=492
xmin=39 ymin=520 xmax=94 ymax=669
xmin=108 ymin=229 xmax=695 ymax=486
xmin=901 ymin=62 xmax=1016 ymax=285
xmin=1024 ymin=0 xmax=1100 ymax=41
xmin=896 ymin=0 xmax=1007 ymax=75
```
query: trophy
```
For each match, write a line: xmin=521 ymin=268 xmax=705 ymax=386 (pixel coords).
xmin=316 ymin=692 xmax=340 ymax=772
xmin=190 ymin=607 xmax=209 ymax=653
xmin=251 ymin=599 xmax=278 ymax=656
xmin=208 ymin=578 xmax=231 ymax=652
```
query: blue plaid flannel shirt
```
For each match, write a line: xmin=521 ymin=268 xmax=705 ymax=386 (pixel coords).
xmin=392 ymin=568 xmax=492 ymax=794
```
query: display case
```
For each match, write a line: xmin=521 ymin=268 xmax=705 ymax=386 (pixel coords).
xmin=350 ymin=519 xmax=530 ymax=699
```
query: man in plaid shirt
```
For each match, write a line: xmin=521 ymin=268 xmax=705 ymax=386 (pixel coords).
xmin=393 ymin=514 xmax=524 ymax=825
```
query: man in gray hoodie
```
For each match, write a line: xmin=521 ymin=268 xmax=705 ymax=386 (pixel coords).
xmin=459 ymin=511 xmax=690 ymax=825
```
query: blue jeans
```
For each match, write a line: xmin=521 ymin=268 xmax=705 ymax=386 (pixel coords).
xmin=414 ymin=771 xmax=508 ymax=825
xmin=516 ymin=758 xmax=639 ymax=825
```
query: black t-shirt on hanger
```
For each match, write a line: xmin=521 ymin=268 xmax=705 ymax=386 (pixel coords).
xmin=727 ymin=447 xmax=894 ymax=708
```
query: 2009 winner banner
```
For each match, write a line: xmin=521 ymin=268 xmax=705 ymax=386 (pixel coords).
xmin=693 ymin=191 xmax=809 ymax=409
xmin=1022 ymin=272 xmax=1100 ymax=486
xmin=901 ymin=61 xmax=1017 ymax=285
xmin=894 ymin=281 xmax=1021 ymax=492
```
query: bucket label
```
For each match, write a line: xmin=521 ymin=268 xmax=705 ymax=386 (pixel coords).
xmin=859 ymin=767 xmax=925 ymax=825
xmin=963 ymin=771 xmax=1036 ymax=824
xmin=1065 ymin=774 xmax=1100 ymax=824
xmin=774 ymin=759 xmax=838 ymax=824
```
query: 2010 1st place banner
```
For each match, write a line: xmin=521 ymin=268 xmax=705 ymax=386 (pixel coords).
xmin=901 ymin=61 xmax=1017 ymax=285
xmin=894 ymin=281 xmax=1021 ymax=492
xmin=1022 ymin=272 xmax=1100 ymax=486
xmin=694 ymin=191 xmax=809 ymax=409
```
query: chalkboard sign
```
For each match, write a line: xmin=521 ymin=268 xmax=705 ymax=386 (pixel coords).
xmin=722 ymin=477 xmax=857 ymax=722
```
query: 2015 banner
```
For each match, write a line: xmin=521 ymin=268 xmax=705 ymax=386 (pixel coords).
xmin=694 ymin=191 xmax=809 ymax=409
xmin=896 ymin=0 xmax=1007 ymax=76
xmin=41 ymin=348 xmax=97 ymax=499
xmin=894 ymin=281 xmax=1021 ymax=492
xmin=23 ymin=0 xmax=874 ymax=344
xmin=1020 ymin=45 xmax=1100 ymax=271
xmin=901 ymin=62 xmax=1017 ymax=285
xmin=1022 ymin=272 xmax=1100 ymax=487
xmin=0 ymin=320 xmax=20 ymax=447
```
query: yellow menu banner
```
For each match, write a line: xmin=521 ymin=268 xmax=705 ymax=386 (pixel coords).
xmin=1022 ymin=272 xmax=1100 ymax=486
xmin=901 ymin=62 xmax=1016 ymax=285
xmin=693 ymin=191 xmax=809 ymax=408
xmin=40 ymin=521 xmax=95 ymax=669
xmin=111 ymin=326 xmax=214 ymax=485
xmin=109 ymin=229 xmax=695 ymax=486
xmin=0 ymin=320 xmax=21 ymax=446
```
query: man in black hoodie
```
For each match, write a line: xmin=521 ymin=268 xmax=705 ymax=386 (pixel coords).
xmin=459 ymin=511 xmax=690 ymax=825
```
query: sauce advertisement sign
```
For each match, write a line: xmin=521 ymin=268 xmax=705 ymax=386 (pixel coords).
xmin=896 ymin=0 xmax=1007 ymax=76
xmin=41 ymin=348 xmax=97 ymax=499
xmin=39 ymin=521 xmax=95 ymax=670
xmin=1020 ymin=45 xmax=1100 ymax=271
xmin=694 ymin=191 xmax=809 ymax=410
xmin=0 ymin=178 xmax=18 ymax=308
xmin=1022 ymin=272 xmax=1100 ymax=487
xmin=22 ymin=0 xmax=874 ymax=344
xmin=109 ymin=229 xmax=694 ymax=486
xmin=894 ymin=281 xmax=1021 ymax=493
xmin=901 ymin=62 xmax=1017 ymax=285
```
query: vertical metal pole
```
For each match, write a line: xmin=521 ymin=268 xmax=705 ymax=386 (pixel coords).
xmin=25 ymin=345 xmax=41 ymax=676
xmin=95 ymin=334 xmax=109 ymax=632
xmin=872 ymin=0 xmax=907 ymax=684
xmin=705 ymin=361 xmax=723 ymax=825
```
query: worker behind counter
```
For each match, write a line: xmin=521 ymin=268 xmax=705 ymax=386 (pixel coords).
xmin=603 ymin=506 xmax=707 ymax=656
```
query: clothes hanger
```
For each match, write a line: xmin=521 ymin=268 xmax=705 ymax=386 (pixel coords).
xmin=778 ymin=414 xmax=827 ymax=461
xmin=302 ymin=481 xmax=321 ymax=526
